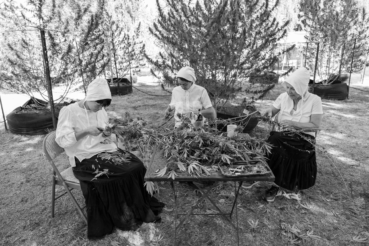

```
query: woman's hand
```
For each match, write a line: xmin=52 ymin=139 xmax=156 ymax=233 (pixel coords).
xmin=261 ymin=108 xmax=273 ymax=118
xmin=102 ymin=126 xmax=112 ymax=137
xmin=280 ymin=120 xmax=297 ymax=131
xmin=165 ymin=106 xmax=174 ymax=118
xmin=261 ymin=106 xmax=279 ymax=119
xmin=87 ymin=126 xmax=103 ymax=136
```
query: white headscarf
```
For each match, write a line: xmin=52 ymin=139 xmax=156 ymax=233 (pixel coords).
xmin=285 ymin=67 xmax=310 ymax=99
xmin=177 ymin=66 xmax=197 ymax=84
xmin=285 ymin=67 xmax=311 ymax=121
xmin=85 ymin=78 xmax=112 ymax=101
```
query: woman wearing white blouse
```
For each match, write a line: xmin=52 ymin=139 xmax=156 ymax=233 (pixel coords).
xmin=261 ymin=67 xmax=323 ymax=202
xmin=56 ymin=78 xmax=164 ymax=239
xmin=165 ymin=66 xmax=216 ymax=127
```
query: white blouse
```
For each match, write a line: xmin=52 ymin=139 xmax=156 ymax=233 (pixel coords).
xmin=169 ymin=84 xmax=213 ymax=127
xmin=273 ymin=92 xmax=323 ymax=136
xmin=55 ymin=102 xmax=117 ymax=167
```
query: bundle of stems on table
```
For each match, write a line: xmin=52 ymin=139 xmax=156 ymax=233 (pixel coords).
xmin=109 ymin=112 xmax=272 ymax=180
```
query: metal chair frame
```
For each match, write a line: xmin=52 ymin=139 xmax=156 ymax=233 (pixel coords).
xmin=42 ymin=131 xmax=87 ymax=223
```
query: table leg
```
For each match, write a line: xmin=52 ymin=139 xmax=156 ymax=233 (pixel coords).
xmin=230 ymin=181 xmax=243 ymax=217
xmin=170 ymin=181 xmax=243 ymax=246
xmin=234 ymin=181 xmax=241 ymax=246
xmin=198 ymin=186 xmax=237 ymax=229
xmin=175 ymin=183 xmax=214 ymax=230
xmin=170 ymin=181 xmax=178 ymax=246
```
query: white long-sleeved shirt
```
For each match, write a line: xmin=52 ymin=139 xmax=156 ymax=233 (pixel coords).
xmin=55 ymin=102 xmax=117 ymax=167
xmin=273 ymin=92 xmax=323 ymax=136
xmin=169 ymin=84 xmax=213 ymax=127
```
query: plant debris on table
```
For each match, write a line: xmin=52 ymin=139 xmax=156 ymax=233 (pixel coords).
xmin=219 ymin=162 xmax=271 ymax=177
xmin=107 ymin=112 xmax=273 ymax=182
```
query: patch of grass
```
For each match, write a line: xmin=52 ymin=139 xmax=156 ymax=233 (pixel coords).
xmin=0 ymin=85 xmax=368 ymax=245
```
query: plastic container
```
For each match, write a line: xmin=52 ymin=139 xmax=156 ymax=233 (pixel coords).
xmin=227 ymin=124 xmax=237 ymax=137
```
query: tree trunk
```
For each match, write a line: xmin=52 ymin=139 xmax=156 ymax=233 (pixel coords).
xmin=40 ymin=29 xmax=57 ymax=130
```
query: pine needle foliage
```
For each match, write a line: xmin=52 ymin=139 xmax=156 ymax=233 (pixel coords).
xmin=70 ymin=0 xmax=110 ymax=93
xmin=104 ymin=9 xmax=144 ymax=80
xmin=145 ymin=0 xmax=293 ymax=107
xmin=0 ymin=0 xmax=75 ymax=100
xmin=298 ymin=0 xmax=369 ymax=77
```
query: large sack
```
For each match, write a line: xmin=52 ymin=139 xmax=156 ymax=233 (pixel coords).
xmin=6 ymin=97 xmax=71 ymax=135
xmin=215 ymin=104 xmax=259 ymax=133
xmin=310 ymin=83 xmax=348 ymax=100
xmin=108 ymin=78 xmax=132 ymax=96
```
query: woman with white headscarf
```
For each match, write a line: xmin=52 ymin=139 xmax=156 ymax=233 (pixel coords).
xmin=56 ymin=78 xmax=164 ymax=239
xmin=165 ymin=66 xmax=216 ymax=128
xmin=261 ymin=67 xmax=323 ymax=202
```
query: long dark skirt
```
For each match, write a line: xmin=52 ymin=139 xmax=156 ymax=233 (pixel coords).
xmin=72 ymin=149 xmax=165 ymax=239
xmin=266 ymin=131 xmax=317 ymax=191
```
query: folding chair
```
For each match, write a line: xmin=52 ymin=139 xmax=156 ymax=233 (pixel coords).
xmin=42 ymin=131 xmax=87 ymax=223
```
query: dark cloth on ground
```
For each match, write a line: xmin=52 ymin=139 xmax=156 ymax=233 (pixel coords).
xmin=72 ymin=148 xmax=164 ymax=239
xmin=266 ymin=131 xmax=317 ymax=191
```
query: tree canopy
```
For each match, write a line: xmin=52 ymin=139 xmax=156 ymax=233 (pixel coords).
xmin=146 ymin=0 xmax=293 ymax=106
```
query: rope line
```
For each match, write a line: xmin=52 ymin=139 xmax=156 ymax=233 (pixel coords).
xmin=132 ymin=85 xmax=171 ymax=97
xmin=350 ymin=86 xmax=369 ymax=93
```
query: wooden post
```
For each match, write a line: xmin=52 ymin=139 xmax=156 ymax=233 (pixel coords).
xmin=75 ymin=40 xmax=87 ymax=95
xmin=338 ymin=43 xmax=345 ymax=76
xmin=0 ymin=95 xmax=8 ymax=131
xmin=105 ymin=27 xmax=116 ymax=94
xmin=304 ymin=42 xmax=309 ymax=67
xmin=312 ymin=42 xmax=320 ymax=94
xmin=361 ymin=51 xmax=368 ymax=84
xmin=348 ymin=38 xmax=356 ymax=99
xmin=110 ymin=29 xmax=119 ymax=78
xmin=40 ymin=29 xmax=57 ymax=130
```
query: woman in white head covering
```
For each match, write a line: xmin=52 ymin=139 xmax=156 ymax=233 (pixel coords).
xmin=165 ymin=66 xmax=216 ymax=128
xmin=261 ymin=67 xmax=323 ymax=202
xmin=56 ymin=78 xmax=164 ymax=239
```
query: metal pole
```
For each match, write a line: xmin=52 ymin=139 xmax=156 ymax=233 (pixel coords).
xmin=348 ymin=38 xmax=357 ymax=99
xmin=361 ymin=51 xmax=368 ymax=84
xmin=40 ymin=29 xmax=57 ymax=130
xmin=338 ymin=43 xmax=345 ymax=76
xmin=312 ymin=42 xmax=320 ymax=94
xmin=0 ymin=95 xmax=8 ymax=131
xmin=304 ymin=42 xmax=309 ymax=67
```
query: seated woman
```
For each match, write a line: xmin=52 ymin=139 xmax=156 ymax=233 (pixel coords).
xmin=56 ymin=78 xmax=164 ymax=239
xmin=165 ymin=66 xmax=216 ymax=127
xmin=261 ymin=67 xmax=323 ymax=202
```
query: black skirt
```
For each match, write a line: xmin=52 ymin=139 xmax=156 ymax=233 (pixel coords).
xmin=72 ymin=149 xmax=165 ymax=239
xmin=266 ymin=131 xmax=317 ymax=191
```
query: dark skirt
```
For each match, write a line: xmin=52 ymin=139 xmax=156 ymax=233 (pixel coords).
xmin=266 ymin=131 xmax=317 ymax=191
xmin=72 ymin=149 xmax=165 ymax=239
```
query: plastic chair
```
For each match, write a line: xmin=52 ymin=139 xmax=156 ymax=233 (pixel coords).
xmin=42 ymin=131 xmax=87 ymax=223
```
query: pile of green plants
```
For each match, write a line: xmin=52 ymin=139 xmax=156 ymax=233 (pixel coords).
xmin=110 ymin=113 xmax=272 ymax=181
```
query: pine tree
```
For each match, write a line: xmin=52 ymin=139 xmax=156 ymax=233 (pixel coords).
xmin=66 ymin=0 xmax=110 ymax=93
xmin=117 ymin=23 xmax=144 ymax=79
xmin=146 ymin=0 xmax=293 ymax=107
xmin=92 ymin=0 xmax=145 ymax=85
xmin=0 ymin=0 xmax=75 ymax=100
xmin=298 ymin=0 xmax=369 ymax=79
xmin=0 ymin=0 xmax=79 ymax=128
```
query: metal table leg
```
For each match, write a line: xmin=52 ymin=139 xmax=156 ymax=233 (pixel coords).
xmin=171 ymin=181 xmax=243 ymax=246
xmin=170 ymin=181 xmax=178 ymax=246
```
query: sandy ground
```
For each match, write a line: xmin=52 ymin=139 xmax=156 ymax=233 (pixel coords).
xmin=0 ymin=74 xmax=368 ymax=245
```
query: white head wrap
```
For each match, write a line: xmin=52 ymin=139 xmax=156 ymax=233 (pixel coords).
xmin=285 ymin=67 xmax=312 ymax=121
xmin=177 ymin=66 xmax=196 ymax=83
xmin=85 ymin=78 xmax=111 ymax=101
xmin=285 ymin=67 xmax=310 ymax=98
